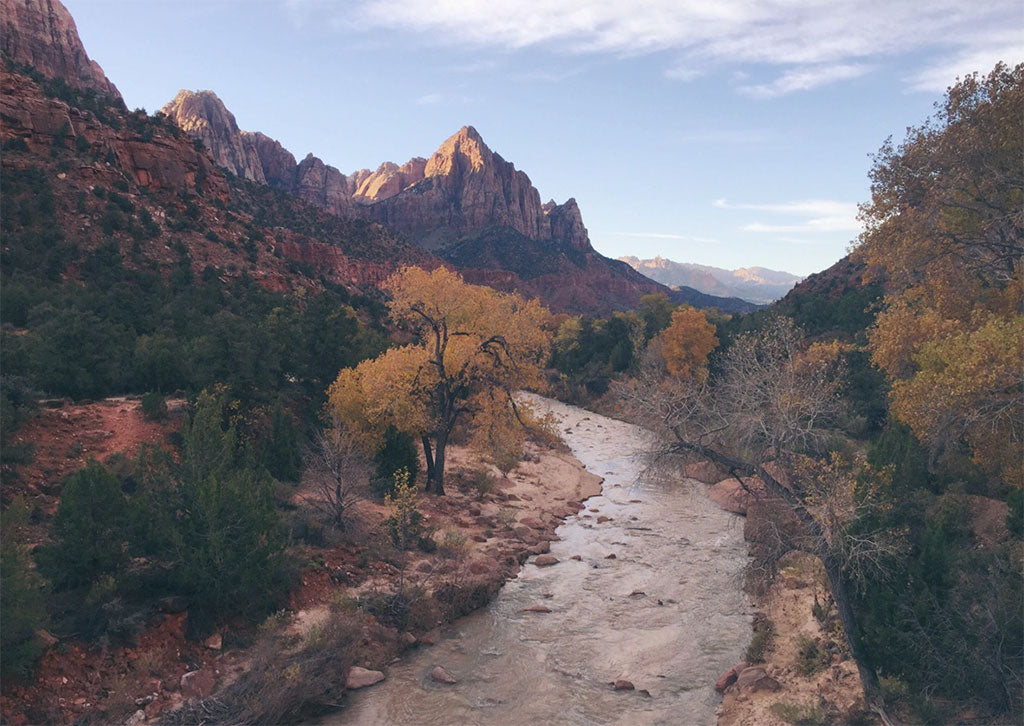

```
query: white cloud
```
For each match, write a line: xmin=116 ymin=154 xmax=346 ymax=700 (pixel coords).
xmin=291 ymin=0 xmax=1023 ymax=95
xmin=907 ymin=32 xmax=1024 ymax=92
xmin=715 ymin=198 xmax=860 ymax=234
xmin=737 ymin=64 xmax=871 ymax=98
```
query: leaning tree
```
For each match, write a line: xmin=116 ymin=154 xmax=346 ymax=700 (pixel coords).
xmin=620 ymin=317 xmax=900 ymax=723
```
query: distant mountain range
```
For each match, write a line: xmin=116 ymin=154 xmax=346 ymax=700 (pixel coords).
xmin=618 ymin=256 xmax=802 ymax=304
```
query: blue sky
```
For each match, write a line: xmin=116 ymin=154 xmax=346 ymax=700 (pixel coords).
xmin=64 ymin=0 xmax=1021 ymax=276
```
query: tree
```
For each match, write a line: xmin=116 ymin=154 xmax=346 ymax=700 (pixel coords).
xmin=328 ymin=267 xmax=551 ymax=494
xmin=638 ymin=292 xmax=675 ymax=340
xmin=35 ymin=460 xmax=128 ymax=589
xmin=659 ymin=306 xmax=718 ymax=381
xmin=620 ymin=317 xmax=895 ymax=720
xmin=857 ymin=62 xmax=1023 ymax=488
xmin=303 ymin=427 xmax=369 ymax=529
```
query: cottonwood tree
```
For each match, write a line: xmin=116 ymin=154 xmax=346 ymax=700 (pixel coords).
xmin=857 ymin=62 xmax=1023 ymax=488
xmin=659 ymin=306 xmax=718 ymax=381
xmin=328 ymin=267 xmax=551 ymax=494
xmin=620 ymin=317 xmax=897 ymax=721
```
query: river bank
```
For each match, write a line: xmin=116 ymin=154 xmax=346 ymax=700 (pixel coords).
xmin=328 ymin=394 xmax=753 ymax=726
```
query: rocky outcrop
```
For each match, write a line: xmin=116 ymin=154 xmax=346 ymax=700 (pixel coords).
xmin=239 ymin=131 xmax=296 ymax=190
xmin=161 ymin=90 xmax=265 ymax=183
xmin=160 ymin=90 xmax=360 ymax=217
xmin=543 ymin=198 xmax=590 ymax=252
xmin=359 ymin=126 xmax=571 ymax=250
xmin=0 ymin=72 xmax=224 ymax=196
xmin=0 ymin=0 xmax=121 ymax=100
xmin=353 ymin=158 xmax=427 ymax=202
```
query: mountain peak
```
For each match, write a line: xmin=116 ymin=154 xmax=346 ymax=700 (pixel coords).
xmin=0 ymin=0 xmax=121 ymax=100
xmin=426 ymin=125 xmax=493 ymax=177
xmin=161 ymin=89 xmax=265 ymax=183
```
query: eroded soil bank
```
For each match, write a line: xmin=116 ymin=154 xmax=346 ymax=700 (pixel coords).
xmin=330 ymin=395 xmax=753 ymax=726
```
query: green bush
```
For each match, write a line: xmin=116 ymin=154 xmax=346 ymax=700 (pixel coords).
xmin=745 ymin=614 xmax=775 ymax=663
xmin=133 ymin=391 xmax=288 ymax=620
xmin=35 ymin=460 xmax=128 ymax=589
xmin=373 ymin=426 xmax=419 ymax=497
xmin=264 ymin=404 xmax=301 ymax=482
xmin=0 ymin=504 xmax=45 ymax=681
xmin=140 ymin=391 xmax=168 ymax=421
xmin=466 ymin=468 xmax=496 ymax=499
xmin=794 ymin=635 xmax=830 ymax=676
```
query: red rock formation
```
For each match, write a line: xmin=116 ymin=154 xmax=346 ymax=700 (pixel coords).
xmin=240 ymin=130 xmax=297 ymax=190
xmin=361 ymin=126 xmax=559 ymax=250
xmin=292 ymin=152 xmax=356 ymax=218
xmin=0 ymin=72 xmax=224 ymax=196
xmin=353 ymin=158 xmax=427 ymax=201
xmin=161 ymin=90 xmax=265 ymax=183
xmin=0 ymin=0 xmax=121 ymax=100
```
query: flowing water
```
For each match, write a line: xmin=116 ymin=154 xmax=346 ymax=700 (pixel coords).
xmin=329 ymin=396 xmax=752 ymax=726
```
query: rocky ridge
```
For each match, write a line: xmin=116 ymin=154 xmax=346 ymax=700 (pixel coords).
xmin=159 ymin=90 xmax=757 ymax=313
xmin=3 ymin=0 xmax=755 ymax=316
xmin=161 ymin=91 xmax=591 ymax=253
xmin=0 ymin=0 xmax=121 ymax=100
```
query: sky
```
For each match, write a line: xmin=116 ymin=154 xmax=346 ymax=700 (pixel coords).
xmin=64 ymin=0 xmax=1022 ymax=276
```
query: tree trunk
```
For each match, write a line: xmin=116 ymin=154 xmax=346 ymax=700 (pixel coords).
xmin=433 ymin=430 xmax=448 ymax=496
xmin=422 ymin=436 xmax=436 ymax=492
xmin=820 ymin=549 xmax=886 ymax=709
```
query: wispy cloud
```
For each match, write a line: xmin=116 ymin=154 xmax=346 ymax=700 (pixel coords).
xmin=737 ymin=64 xmax=872 ymax=98
xmin=290 ymin=0 xmax=1022 ymax=95
xmin=607 ymin=232 xmax=719 ymax=243
xmin=906 ymin=32 xmax=1024 ymax=92
xmin=664 ymin=66 xmax=703 ymax=82
xmin=714 ymin=198 xmax=860 ymax=234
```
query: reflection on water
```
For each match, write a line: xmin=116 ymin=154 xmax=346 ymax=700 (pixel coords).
xmin=328 ymin=396 xmax=751 ymax=726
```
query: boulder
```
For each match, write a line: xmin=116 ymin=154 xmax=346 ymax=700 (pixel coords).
xmin=707 ymin=477 xmax=764 ymax=515
xmin=681 ymin=460 xmax=726 ymax=484
xmin=520 ymin=604 xmax=552 ymax=613
xmin=612 ymin=680 xmax=635 ymax=691
xmin=203 ymin=633 xmax=222 ymax=650
xmin=735 ymin=666 xmax=781 ymax=693
xmin=534 ymin=554 xmax=559 ymax=567
xmin=430 ymin=666 xmax=458 ymax=684
xmin=346 ymin=667 xmax=385 ymax=689
xmin=714 ymin=661 xmax=748 ymax=693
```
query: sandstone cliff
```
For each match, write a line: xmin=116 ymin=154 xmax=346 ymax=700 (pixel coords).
xmin=161 ymin=90 xmax=265 ymax=183
xmin=0 ymin=0 xmax=121 ymax=100
xmin=156 ymin=95 xmax=595 ymax=255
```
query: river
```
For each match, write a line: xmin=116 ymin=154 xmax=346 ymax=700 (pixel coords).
xmin=329 ymin=395 xmax=752 ymax=725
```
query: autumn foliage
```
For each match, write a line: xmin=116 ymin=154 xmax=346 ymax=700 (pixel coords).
xmin=328 ymin=267 xmax=551 ymax=493
xmin=660 ymin=306 xmax=718 ymax=380
xmin=857 ymin=62 xmax=1023 ymax=488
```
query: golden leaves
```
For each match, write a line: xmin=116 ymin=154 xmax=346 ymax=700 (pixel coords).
xmin=660 ymin=306 xmax=718 ymax=381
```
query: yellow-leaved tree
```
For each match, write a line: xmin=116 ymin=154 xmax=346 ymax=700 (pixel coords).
xmin=659 ymin=306 xmax=719 ymax=381
xmin=857 ymin=62 xmax=1023 ymax=488
xmin=327 ymin=267 xmax=552 ymax=494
